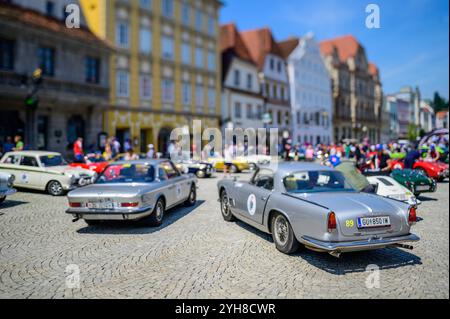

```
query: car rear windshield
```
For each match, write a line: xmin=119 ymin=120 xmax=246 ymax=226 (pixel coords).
xmin=96 ymin=164 xmax=155 ymax=184
xmin=40 ymin=155 xmax=67 ymax=167
xmin=284 ymin=170 xmax=356 ymax=193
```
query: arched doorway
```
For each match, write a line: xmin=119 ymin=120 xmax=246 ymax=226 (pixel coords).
xmin=158 ymin=127 xmax=173 ymax=158
xmin=67 ymin=115 xmax=85 ymax=148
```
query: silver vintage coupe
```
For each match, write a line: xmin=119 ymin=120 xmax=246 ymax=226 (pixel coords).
xmin=218 ymin=163 xmax=420 ymax=257
xmin=66 ymin=160 xmax=197 ymax=227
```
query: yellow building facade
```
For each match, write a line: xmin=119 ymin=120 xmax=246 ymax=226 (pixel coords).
xmin=80 ymin=0 xmax=221 ymax=154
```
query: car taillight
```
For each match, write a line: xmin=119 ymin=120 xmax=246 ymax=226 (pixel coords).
xmin=327 ymin=212 xmax=337 ymax=232
xmin=121 ymin=202 xmax=139 ymax=208
xmin=69 ymin=202 xmax=82 ymax=208
xmin=408 ymin=207 xmax=417 ymax=225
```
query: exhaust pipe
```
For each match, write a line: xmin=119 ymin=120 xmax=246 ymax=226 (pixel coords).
xmin=393 ymin=243 xmax=414 ymax=250
xmin=329 ymin=251 xmax=341 ymax=258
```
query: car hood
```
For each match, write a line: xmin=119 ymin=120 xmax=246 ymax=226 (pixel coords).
xmin=68 ymin=183 xmax=159 ymax=198
xmin=46 ymin=165 xmax=94 ymax=176
xmin=392 ymin=170 xmax=431 ymax=182
xmin=301 ymin=192 xmax=400 ymax=214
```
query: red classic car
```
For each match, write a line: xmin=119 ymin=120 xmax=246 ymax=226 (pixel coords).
xmin=69 ymin=155 xmax=109 ymax=174
xmin=389 ymin=159 xmax=449 ymax=181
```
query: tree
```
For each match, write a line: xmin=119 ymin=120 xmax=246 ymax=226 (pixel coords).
xmin=431 ymin=92 xmax=449 ymax=113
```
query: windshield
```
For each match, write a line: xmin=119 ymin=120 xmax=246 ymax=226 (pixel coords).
xmin=284 ymin=170 xmax=356 ymax=193
xmin=96 ymin=164 xmax=155 ymax=184
xmin=40 ymin=155 xmax=67 ymax=167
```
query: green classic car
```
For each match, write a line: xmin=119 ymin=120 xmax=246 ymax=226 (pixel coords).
xmin=391 ymin=169 xmax=437 ymax=196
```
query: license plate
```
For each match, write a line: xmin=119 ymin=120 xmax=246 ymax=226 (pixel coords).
xmin=87 ymin=200 xmax=115 ymax=209
xmin=357 ymin=216 xmax=391 ymax=229
xmin=416 ymin=185 xmax=430 ymax=191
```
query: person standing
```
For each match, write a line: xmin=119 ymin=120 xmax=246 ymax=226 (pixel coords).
xmin=404 ymin=145 xmax=421 ymax=169
xmin=3 ymin=136 xmax=14 ymax=153
xmin=73 ymin=137 xmax=84 ymax=163
xmin=146 ymin=144 xmax=155 ymax=159
xmin=14 ymin=135 xmax=24 ymax=151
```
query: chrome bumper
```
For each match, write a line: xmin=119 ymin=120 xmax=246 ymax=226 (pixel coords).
xmin=301 ymin=234 xmax=420 ymax=253
xmin=66 ymin=206 xmax=153 ymax=221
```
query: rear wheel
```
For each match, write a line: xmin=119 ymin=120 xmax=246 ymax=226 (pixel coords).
xmin=184 ymin=185 xmax=197 ymax=207
xmin=142 ymin=198 xmax=165 ymax=227
xmin=47 ymin=181 xmax=64 ymax=196
xmin=230 ymin=165 xmax=239 ymax=174
xmin=220 ymin=190 xmax=235 ymax=222
xmin=271 ymin=213 xmax=300 ymax=254
xmin=196 ymin=170 xmax=205 ymax=178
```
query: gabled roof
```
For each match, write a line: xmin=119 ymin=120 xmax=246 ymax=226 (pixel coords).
xmin=320 ymin=35 xmax=364 ymax=62
xmin=278 ymin=37 xmax=300 ymax=59
xmin=220 ymin=23 xmax=253 ymax=62
xmin=240 ymin=27 xmax=284 ymax=70
xmin=0 ymin=1 xmax=111 ymax=49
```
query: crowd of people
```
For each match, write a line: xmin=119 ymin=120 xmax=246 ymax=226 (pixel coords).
xmin=0 ymin=135 xmax=25 ymax=157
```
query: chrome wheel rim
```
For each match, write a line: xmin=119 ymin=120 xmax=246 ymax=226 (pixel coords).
xmin=155 ymin=202 xmax=164 ymax=222
xmin=189 ymin=188 xmax=196 ymax=203
xmin=274 ymin=215 xmax=289 ymax=246
xmin=221 ymin=193 xmax=230 ymax=216
xmin=50 ymin=182 xmax=62 ymax=195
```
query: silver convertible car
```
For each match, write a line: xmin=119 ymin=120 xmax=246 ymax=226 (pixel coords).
xmin=66 ymin=160 xmax=197 ymax=227
xmin=218 ymin=163 xmax=420 ymax=257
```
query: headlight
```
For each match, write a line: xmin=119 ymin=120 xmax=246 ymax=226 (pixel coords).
xmin=7 ymin=175 xmax=15 ymax=188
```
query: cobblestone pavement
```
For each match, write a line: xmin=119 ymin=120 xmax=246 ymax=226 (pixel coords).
xmin=0 ymin=173 xmax=448 ymax=299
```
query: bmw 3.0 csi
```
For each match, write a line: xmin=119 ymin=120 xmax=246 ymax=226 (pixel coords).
xmin=67 ymin=160 xmax=197 ymax=227
xmin=218 ymin=163 xmax=419 ymax=257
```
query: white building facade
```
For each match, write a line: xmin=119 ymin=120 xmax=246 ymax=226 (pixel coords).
xmin=280 ymin=35 xmax=333 ymax=145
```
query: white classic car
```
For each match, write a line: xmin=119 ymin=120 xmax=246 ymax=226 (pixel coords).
xmin=0 ymin=172 xmax=16 ymax=205
xmin=367 ymin=175 xmax=420 ymax=206
xmin=0 ymin=151 xmax=96 ymax=196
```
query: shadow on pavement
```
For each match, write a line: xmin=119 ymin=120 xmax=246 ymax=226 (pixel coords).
xmin=76 ymin=200 xmax=205 ymax=235
xmin=235 ymin=219 xmax=422 ymax=275
xmin=0 ymin=199 xmax=29 ymax=210
xmin=418 ymin=195 xmax=438 ymax=202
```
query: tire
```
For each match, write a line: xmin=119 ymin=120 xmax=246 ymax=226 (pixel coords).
xmin=0 ymin=196 xmax=5 ymax=204
xmin=142 ymin=198 xmax=165 ymax=227
xmin=184 ymin=185 xmax=197 ymax=207
xmin=196 ymin=170 xmax=205 ymax=178
xmin=230 ymin=165 xmax=239 ymax=174
xmin=47 ymin=181 xmax=65 ymax=196
xmin=271 ymin=213 xmax=300 ymax=254
xmin=85 ymin=220 xmax=101 ymax=226
xmin=220 ymin=190 xmax=235 ymax=222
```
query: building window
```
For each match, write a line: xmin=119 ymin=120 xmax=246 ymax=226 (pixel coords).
xmin=234 ymin=69 xmax=240 ymax=87
xmin=46 ymin=1 xmax=55 ymax=16
xmin=162 ymin=78 xmax=174 ymax=103
xmin=246 ymin=73 xmax=253 ymax=90
xmin=182 ymin=82 xmax=191 ymax=107
xmin=139 ymin=28 xmax=152 ymax=54
xmin=208 ymin=87 xmax=216 ymax=111
xmin=181 ymin=1 xmax=190 ymax=25
xmin=277 ymin=61 xmax=282 ymax=73
xmin=207 ymin=51 xmax=215 ymax=71
xmin=38 ymin=47 xmax=55 ymax=76
xmin=246 ymin=104 xmax=253 ymax=119
xmin=116 ymin=22 xmax=129 ymax=48
xmin=235 ymin=102 xmax=242 ymax=119
xmin=195 ymin=84 xmax=204 ymax=108
xmin=195 ymin=9 xmax=203 ymax=31
xmin=195 ymin=47 xmax=203 ymax=68
xmin=162 ymin=36 xmax=174 ymax=60
xmin=207 ymin=15 xmax=215 ymax=35
xmin=0 ymin=38 xmax=14 ymax=70
xmin=116 ymin=71 xmax=129 ymax=97
xmin=256 ymin=105 xmax=263 ymax=120
xmin=162 ymin=0 xmax=174 ymax=18
xmin=85 ymin=56 xmax=100 ymax=84
xmin=270 ymin=58 xmax=274 ymax=70
xmin=140 ymin=0 xmax=151 ymax=10
xmin=140 ymin=74 xmax=152 ymax=100
xmin=181 ymin=42 xmax=191 ymax=64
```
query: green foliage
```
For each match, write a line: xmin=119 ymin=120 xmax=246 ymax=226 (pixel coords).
xmin=432 ymin=92 xmax=449 ymax=112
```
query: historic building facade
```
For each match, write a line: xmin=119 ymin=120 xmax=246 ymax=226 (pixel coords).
xmin=279 ymin=34 xmax=333 ymax=145
xmin=0 ymin=1 xmax=110 ymax=155
xmin=240 ymin=28 xmax=291 ymax=138
xmin=320 ymin=35 xmax=382 ymax=143
xmin=80 ymin=0 xmax=222 ymax=154
xmin=220 ymin=23 xmax=264 ymax=133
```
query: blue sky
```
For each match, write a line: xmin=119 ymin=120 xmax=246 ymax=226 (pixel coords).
xmin=220 ymin=0 xmax=449 ymax=100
